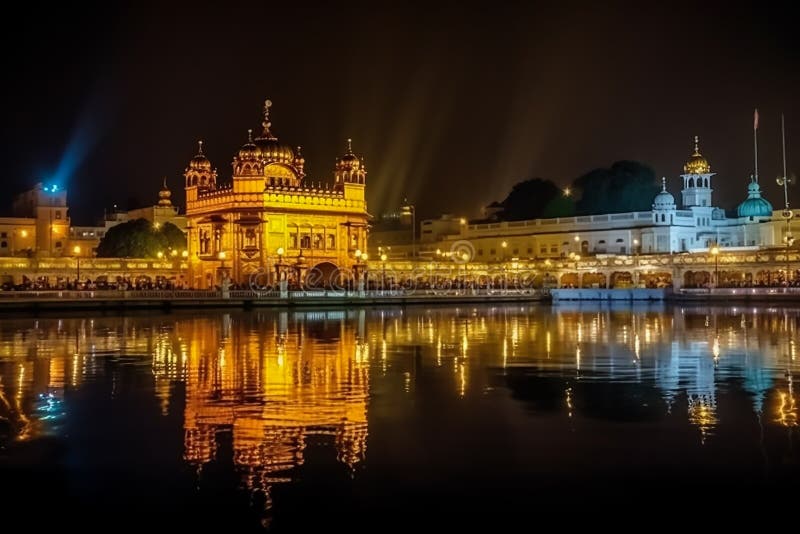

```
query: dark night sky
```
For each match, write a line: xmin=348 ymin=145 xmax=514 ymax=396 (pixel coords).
xmin=1 ymin=1 xmax=797 ymax=224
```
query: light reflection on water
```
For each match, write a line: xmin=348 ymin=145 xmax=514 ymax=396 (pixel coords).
xmin=0 ymin=303 xmax=799 ymax=528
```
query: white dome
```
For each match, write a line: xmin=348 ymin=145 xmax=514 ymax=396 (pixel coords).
xmin=653 ymin=178 xmax=675 ymax=210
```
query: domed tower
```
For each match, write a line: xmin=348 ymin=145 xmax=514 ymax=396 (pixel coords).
xmin=737 ymin=177 xmax=773 ymax=221
xmin=652 ymin=177 xmax=676 ymax=225
xmin=184 ymin=140 xmax=217 ymax=193
xmin=254 ymin=99 xmax=303 ymax=188
xmin=158 ymin=177 xmax=173 ymax=207
xmin=334 ymin=138 xmax=366 ymax=189
xmin=680 ymin=136 xmax=715 ymax=208
xmin=232 ymin=129 xmax=263 ymax=177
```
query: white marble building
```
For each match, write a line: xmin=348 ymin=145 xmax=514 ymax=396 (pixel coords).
xmin=412 ymin=137 xmax=794 ymax=262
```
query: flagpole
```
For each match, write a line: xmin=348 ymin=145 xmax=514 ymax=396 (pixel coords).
xmin=782 ymin=113 xmax=788 ymax=208
xmin=754 ymin=108 xmax=759 ymax=183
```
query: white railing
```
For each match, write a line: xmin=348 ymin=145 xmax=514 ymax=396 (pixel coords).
xmin=679 ymin=287 xmax=800 ymax=296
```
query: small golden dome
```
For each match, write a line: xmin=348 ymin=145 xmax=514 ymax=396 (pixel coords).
xmin=238 ymin=129 xmax=259 ymax=160
xmin=158 ymin=177 xmax=173 ymax=206
xmin=189 ymin=140 xmax=211 ymax=171
xmin=684 ymin=135 xmax=711 ymax=174
xmin=337 ymin=138 xmax=360 ymax=168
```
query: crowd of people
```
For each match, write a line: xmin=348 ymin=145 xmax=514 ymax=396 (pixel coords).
xmin=0 ymin=276 xmax=187 ymax=291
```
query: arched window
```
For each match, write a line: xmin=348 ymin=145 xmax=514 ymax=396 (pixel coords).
xmin=661 ymin=213 xmax=666 ymax=222
xmin=327 ymin=234 xmax=336 ymax=248
xmin=300 ymin=234 xmax=311 ymax=249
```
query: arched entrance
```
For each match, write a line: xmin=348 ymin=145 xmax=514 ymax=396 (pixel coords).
xmin=305 ymin=262 xmax=342 ymax=289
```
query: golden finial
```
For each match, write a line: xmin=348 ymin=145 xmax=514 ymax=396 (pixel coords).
xmin=347 ymin=138 xmax=353 ymax=154
xmin=162 ymin=176 xmax=168 ymax=189
xmin=693 ymin=135 xmax=700 ymax=155
xmin=262 ymin=99 xmax=274 ymax=137
xmin=198 ymin=140 xmax=204 ymax=154
xmin=247 ymin=128 xmax=253 ymax=143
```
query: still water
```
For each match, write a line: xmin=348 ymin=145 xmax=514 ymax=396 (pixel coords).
xmin=1 ymin=304 xmax=798 ymax=528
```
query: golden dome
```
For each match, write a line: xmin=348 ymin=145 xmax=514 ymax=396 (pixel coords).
xmin=684 ymin=135 xmax=711 ymax=174
xmin=158 ymin=177 xmax=173 ymax=206
xmin=255 ymin=137 xmax=295 ymax=163
xmin=237 ymin=129 xmax=259 ymax=160
xmin=189 ymin=140 xmax=212 ymax=171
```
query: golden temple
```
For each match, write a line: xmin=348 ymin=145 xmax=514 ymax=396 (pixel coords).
xmin=184 ymin=99 xmax=370 ymax=289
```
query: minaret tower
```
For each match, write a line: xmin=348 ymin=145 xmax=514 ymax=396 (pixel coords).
xmin=184 ymin=140 xmax=217 ymax=202
xmin=680 ymin=136 xmax=715 ymax=208
xmin=334 ymin=138 xmax=367 ymax=187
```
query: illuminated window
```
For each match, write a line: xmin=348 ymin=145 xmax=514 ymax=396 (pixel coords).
xmin=327 ymin=234 xmax=335 ymax=248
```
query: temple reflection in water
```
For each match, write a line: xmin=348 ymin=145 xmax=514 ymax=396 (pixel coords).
xmin=1 ymin=304 xmax=799 ymax=515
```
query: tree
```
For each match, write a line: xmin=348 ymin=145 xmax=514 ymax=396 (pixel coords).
xmin=572 ymin=161 xmax=659 ymax=215
xmin=160 ymin=222 xmax=186 ymax=251
xmin=493 ymin=178 xmax=575 ymax=221
xmin=96 ymin=218 xmax=186 ymax=258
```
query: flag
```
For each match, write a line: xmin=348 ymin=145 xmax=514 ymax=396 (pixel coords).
xmin=754 ymin=108 xmax=759 ymax=130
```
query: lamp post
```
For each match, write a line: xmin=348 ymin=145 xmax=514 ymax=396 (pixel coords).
xmin=380 ymin=253 xmax=387 ymax=292
xmin=777 ymin=113 xmax=794 ymax=283
xmin=710 ymin=244 xmax=720 ymax=289
xmin=276 ymin=247 xmax=287 ymax=297
xmin=218 ymin=251 xmax=227 ymax=283
xmin=574 ymin=234 xmax=580 ymax=254
xmin=73 ymin=245 xmax=81 ymax=284
xmin=461 ymin=252 xmax=469 ymax=293
xmin=401 ymin=200 xmax=416 ymax=259
xmin=501 ymin=240 xmax=508 ymax=263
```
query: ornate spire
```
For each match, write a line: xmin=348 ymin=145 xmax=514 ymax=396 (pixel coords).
xmin=693 ymin=135 xmax=700 ymax=155
xmin=158 ymin=176 xmax=173 ymax=206
xmin=197 ymin=140 xmax=204 ymax=155
xmin=346 ymin=138 xmax=353 ymax=154
xmin=247 ymin=128 xmax=253 ymax=143
xmin=261 ymin=98 xmax=276 ymax=139
xmin=662 ymin=176 xmax=667 ymax=191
